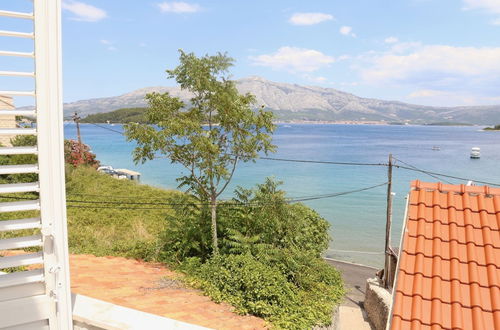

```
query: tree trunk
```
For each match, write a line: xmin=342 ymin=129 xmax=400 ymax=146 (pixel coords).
xmin=210 ymin=194 xmax=219 ymax=256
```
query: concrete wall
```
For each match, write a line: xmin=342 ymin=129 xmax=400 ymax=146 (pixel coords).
xmin=364 ymin=277 xmax=391 ymax=330
xmin=0 ymin=95 xmax=16 ymax=147
xmin=72 ymin=294 xmax=210 ymax=330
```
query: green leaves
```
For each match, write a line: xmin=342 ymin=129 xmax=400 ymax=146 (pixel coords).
xmin=124 ymin=50 xmax=276 ymax=199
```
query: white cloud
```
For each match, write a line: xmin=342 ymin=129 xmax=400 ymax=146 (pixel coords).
xmin=62 ymin=0 xmax=107 ymax=22
xmin=408 ymin=89 xmax=500 ymax=106
xmin=289 ymin=12 xmax=334 ymax=25
xmin=360 ymin=44 xmax=500 ymax=102
xmin=157 ymin=2 xmax=201 ymax=13
xmin=462 ymin=0 xmax=500 ymax=14
xmin=340 ymin=26 xmax=356 ymax=37
xmin=384 ymin=36 xmax=399 ymax=44
xmin=100 ymin=39 xmax=116 ymax=51
xmin=463 ymin=0 xmax=500 ymax=25
xmin=250 ymin=46 xmax=335 ymax=72
xmin=302 ymin=74 xmax=328 ymax=83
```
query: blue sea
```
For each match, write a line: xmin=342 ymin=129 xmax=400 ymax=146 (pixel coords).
xmin=64 ymin=123 xmax=500 ymax=267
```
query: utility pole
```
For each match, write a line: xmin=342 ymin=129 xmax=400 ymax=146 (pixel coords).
xmin=72 ymin=111 xmax=84 ymax=163
xmin=383 ymin=153 xmax=394 ymax=288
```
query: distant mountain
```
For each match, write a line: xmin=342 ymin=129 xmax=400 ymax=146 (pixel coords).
xmin=59 ymin=76 xmax=499 ymax=124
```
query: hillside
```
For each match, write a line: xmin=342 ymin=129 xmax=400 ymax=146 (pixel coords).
xmin=80 ymin=107 xmax=147 ymax=124
xmin=55 ymin=76 xmax=500 ymax=124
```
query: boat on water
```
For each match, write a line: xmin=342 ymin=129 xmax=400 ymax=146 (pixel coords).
xmin=470 ymin=147 xmax=480 ymax=159
xmin=432 ymin=146 xmax=440 ymax=151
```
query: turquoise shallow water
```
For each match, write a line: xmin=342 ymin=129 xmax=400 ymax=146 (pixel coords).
xmin=64 ymin=123 xmax=500 ymax=267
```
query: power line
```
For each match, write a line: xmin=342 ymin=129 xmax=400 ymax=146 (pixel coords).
xmin=87 ymin=122 xmax=124 ymax=135
xmin=61 ymin=182 xmax=388 ymax=210
xmin=392 ymin=156 xmax=453 ymax=185
xmin=394 ymin=163 xmax=500 ymax=187
xmin=287 ymin=182 xmax=387 ymax=202
xmin=258 ymin=156 xmax=387 ymax=167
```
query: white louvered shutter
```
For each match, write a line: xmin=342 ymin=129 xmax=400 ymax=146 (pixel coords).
xmin=0 ymin=1 xmax=73 ymax=329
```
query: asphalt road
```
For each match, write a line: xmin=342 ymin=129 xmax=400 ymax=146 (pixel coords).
xmin=325 ymin=258 xmax=379 ymax=308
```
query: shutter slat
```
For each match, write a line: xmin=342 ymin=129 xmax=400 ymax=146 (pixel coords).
xmin=0 ymin=165 xmax=39 ymax=175
xmin=0 ymin=50 xmax=34 ymax=58
xmin=0 ymin=269 xmax=44 ymax=289
xmin=0 ymin=71 xmax=35 ymax=78
xmin=0 ymin=147 xmax=38 ymax=155
xmin=0 ymin=282 xmax=45 ymax=302
xmin=0 ymin=252 xmax=43 ymax=269
xmin=0 ymin=235 xmax=42 ymax=250
xmin=0 ymin=128 xmax=37 ymax=135
xmin=0 ymin=218 xmax=41 ymax=231
xmin=0 ymin=200 xmax=40 ymax=212
xmin=0 ymin=30 xmax=34 ymax=39
xmin=0 ymin=294 xmax=50 ymax=328
xmin=0 ymin=182 xmax=39 ymax=194
xmin=0 ymin=91 xmax=35 ymax=97
xmin=0 ymin=10 xmax=34 ymax=20
xmin=0 ymin=110 xmax=35 ymax=116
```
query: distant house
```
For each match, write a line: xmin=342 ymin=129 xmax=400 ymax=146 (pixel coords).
xmin=0 ymin=95 xmax=17 ymax=146
xmin=389 ymin=180 xmax=500 ymax=329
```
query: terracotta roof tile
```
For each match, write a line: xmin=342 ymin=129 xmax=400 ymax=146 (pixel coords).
xmin=390 ymin=180 xmax=500 ymax=330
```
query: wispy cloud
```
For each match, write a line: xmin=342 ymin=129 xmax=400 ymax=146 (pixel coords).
xmin=462 ymin=0 xmax=500 ymax=25
xmin=359 ymin=43 xmax=500 ymax=103
xmin=408 ymin=89 xmax=500 ymax=106
xmin=340 ymin=26 xmax=356 ymax=37
xmin=250 ymin=46 xmax=335 ymax=73
xmin=157 ymin=2 xmax=201 ymax=13
xmin=62 ymin=0 xmax=107 ymax=22
xmin=462 ymin=0 xmax=500 ymax=14
xmin=289 ymin=12 xmax=334 ymax=26
xmin=384 ymin=36 xmax=399 ymax=44
xmin=100 ymin=39 xmax=117 ymax=51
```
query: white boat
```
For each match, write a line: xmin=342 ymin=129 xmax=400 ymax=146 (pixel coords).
xmin=470 ymin=147 xmax=480 ymax=159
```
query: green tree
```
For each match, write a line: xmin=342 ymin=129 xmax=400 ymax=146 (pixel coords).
xmin=124 ymin=50 xmax=276 ymax=255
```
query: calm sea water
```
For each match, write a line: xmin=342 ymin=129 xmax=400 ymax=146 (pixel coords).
xmin=64 ymin=123 xmax=500 ymax=267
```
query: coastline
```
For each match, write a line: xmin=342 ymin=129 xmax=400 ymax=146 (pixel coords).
xmin=75 ymin=120 xmax=482 ymax=127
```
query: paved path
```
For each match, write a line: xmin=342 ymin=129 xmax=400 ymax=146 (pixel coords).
xmin=325 ymin=258 xmax=377 ymax=308
xmin=70 ymin=254 xmax=267 ymax=330
xmin=325 ymin=258 xmax=377 ymax=329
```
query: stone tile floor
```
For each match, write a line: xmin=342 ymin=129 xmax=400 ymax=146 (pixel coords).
xmin=69 ymin=254 xmax=267 ymax=330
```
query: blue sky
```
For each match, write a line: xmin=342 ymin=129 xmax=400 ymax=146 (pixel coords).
xmin=2 ymin=0 xmax=500 ymax=107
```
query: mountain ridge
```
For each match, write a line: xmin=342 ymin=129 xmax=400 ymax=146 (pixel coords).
xmin=58 ymin=76 xmax=499 ymax=124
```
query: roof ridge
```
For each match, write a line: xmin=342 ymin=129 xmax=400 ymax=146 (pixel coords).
xmin=412 ymin=180 xmax=500 ymax=196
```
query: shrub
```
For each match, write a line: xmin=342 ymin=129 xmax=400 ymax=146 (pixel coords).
xmin=190 ymin=252 xmax=343 ymax=329
xmin=64 ymin=139 xmax=100 ymax=168
xmin=160 ymin=178 xmax=345 ymax=329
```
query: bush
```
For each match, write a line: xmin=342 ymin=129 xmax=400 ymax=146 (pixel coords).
xmin=190 ymin=252 xmax=343 ymax=329
xmin=64 ymin=139 xmax=100 ymax=168
xmin=160 ymin=178 xmax=345 ymax=329
xmin=160 ymin=178 xmax=331 ymax=263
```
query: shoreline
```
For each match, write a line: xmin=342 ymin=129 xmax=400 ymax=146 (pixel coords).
xmin=73 ymin=120 xmax=483 ymax=127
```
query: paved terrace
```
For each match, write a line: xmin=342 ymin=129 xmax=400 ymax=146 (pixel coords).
xmin=69 ymin=254 xmax=267 ymax=330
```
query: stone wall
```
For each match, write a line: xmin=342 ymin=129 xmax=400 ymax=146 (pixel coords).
xmin=364 ymin=277 xmax=392 ymax=330
xmin=0 ymin=95 xmax=16 ymax=147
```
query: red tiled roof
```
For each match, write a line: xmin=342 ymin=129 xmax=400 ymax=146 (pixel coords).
xmin=390 ymin=180 xmax=500 ymax=330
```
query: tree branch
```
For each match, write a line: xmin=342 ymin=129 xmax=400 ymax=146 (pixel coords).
xmin=216 ymin=156 xmax=239 ymax=198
